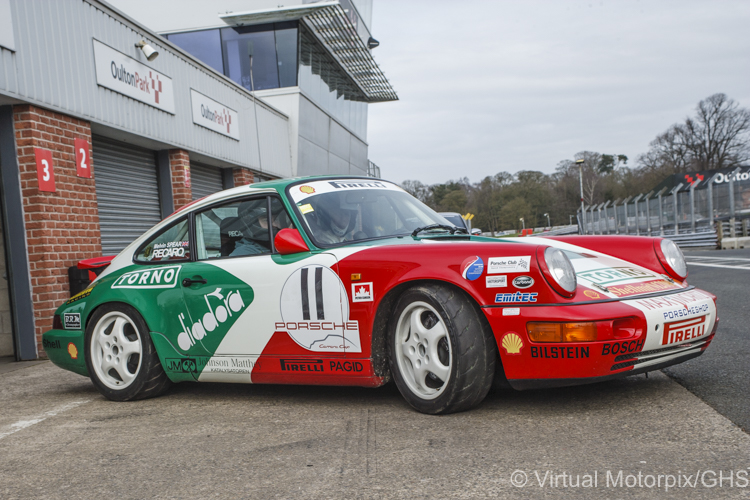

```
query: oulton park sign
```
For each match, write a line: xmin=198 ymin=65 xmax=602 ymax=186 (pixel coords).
xmin=190 ymin=89 xmax=240 ymax=140
xmin=92 ymin=39 xmax=175 ymax=114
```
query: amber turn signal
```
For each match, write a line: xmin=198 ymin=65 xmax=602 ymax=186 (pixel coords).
xmin=527 ymin=322 xmax=597 ymax=342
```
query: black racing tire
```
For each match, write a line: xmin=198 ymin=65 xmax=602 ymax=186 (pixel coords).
xmin=387 ymin=283 xmax=496 ymax=414
xmin=84 ymin=303 xmax=171 ymax=401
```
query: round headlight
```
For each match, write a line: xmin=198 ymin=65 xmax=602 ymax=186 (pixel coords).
xmin=544 ymin=247 xmax=577 ymax=293
xmin=660 ymin=239 xmax=687 ymax=278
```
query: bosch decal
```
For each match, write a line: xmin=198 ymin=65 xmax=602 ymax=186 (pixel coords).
xmin=461 ymin=256 xmax=484 ymax=281
xmin=601 ymin=339 xmax=644 ymax=355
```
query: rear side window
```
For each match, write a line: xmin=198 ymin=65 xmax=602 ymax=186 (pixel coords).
xmin=134 ymin=218 xmax=191 ymax=263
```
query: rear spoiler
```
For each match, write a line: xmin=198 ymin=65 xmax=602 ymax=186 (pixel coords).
xmin=77 ymin=255 xmax=116 ymax=280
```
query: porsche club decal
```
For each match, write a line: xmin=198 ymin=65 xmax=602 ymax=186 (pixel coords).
xmin=112 ymin=265 xmax=182 ymax=289
xmin=278 ymin=265 xmax=362 ymax=353
xmin=461 ymin=256 xmax=484 ymax=281
xmin=501 ymin=332 xmax=523 ymax=355
xmin=177 ymin=287 xmax=248 ymax=351
xmin=488 ymin=256 xmax=531 ymax=274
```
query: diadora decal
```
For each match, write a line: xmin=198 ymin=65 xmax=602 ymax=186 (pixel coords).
xmin=512 ymin=276 xmax=534 ymax=289
xmin=501 ymin=332 xmax=523 ymax=355
xmin=177 ymin=287 xmax=248 ymax=351
xmin=63 ymin=313 xmax=81 ymax=330
xmin=662 ymin=315 xmax=708 ymax=346
xmin=495 ymin=292 xmax=538 ymax=303
xmin=606 ymin=280 xmax=678 ymax=297
xmin=461 ymin=256 xmax=484 ymax=281
xmin=578 ymin=267 xmax=657 ymax=286
xmin=531 ymin=346 xmax=589 ymax=359
xmin=112 ymin=265 xmax=182 ymax=289
xmin=488 ymin=256 xmax=531 ymax=274
xmin=278 ymin=265 xmax=362 ymax=353
xmin=352 ymin=282 xmax=374 ymax=302
xmin=486 ymin=275 xmax=507 ymax=288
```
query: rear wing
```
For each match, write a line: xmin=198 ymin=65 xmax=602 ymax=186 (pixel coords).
xmin=68 ymin=256 xmax=116 ymax=296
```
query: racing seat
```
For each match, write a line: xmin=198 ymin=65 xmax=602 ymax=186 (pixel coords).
xmin=220 ymin=216 xmax=244 ymax=256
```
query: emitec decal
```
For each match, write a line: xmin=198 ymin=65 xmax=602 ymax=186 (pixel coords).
xmin=461 ymin=256 xmax=484 ymax=281
xmin=278 ymin=265 xmax=362 ymax=353
xmin=112 ymin=265 xmax=182 ymax=289
xmin=352 ymin=282 xmax=374 ymax=302
xmin=177 ymin=288 xmax=248 ymax=351
xmin=495 ymin=292 xmax=538 ymax=303
xmin=488 ymin=256 xmax=531 ymax=274
xmin=93 ymin=39 xmax=175 ymax=114
xmin=190 ymin=89 xmax=240 ymax=140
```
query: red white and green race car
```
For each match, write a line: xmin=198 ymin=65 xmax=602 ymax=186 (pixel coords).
xmin=43 ymin=176 xmax=718 ymax=414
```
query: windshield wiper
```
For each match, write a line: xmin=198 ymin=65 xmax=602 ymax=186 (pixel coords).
xmin=411 ymin=224 xmax=457 ymax=237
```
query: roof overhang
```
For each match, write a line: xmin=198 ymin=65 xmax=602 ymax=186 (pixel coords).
xmin=219 ymin=2 xmax=397 ymax=103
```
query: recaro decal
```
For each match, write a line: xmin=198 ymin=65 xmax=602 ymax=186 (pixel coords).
xmin=277 ymin=265 xmax=362 ymax=353
xmin=112 ymin=265 xmax=182 ymax=289
xmin=177 ymin=287 xmax=248 ymax=351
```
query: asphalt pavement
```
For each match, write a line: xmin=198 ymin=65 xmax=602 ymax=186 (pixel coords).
xmin=2 ymin=250 xmax=750 ymax=499
xmin=664 ymin=247 xmax=750 ymax=433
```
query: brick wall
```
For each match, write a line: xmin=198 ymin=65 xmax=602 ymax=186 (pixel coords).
xmin=233 ymin=167 xmax=255 ymax=186
xmin=13 ymin=104 xmax=101 ymax=355
xmin=169 ymin=149 xmax=192 ymax=209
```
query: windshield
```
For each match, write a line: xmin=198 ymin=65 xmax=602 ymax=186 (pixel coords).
xmin=288 ymin=179 xmax=452 ymax=247
xmin=441 ymin=214 xmax=467 ymax=229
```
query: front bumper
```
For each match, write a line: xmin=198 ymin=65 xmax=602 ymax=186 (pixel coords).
xmin=482 ymin=288 xmax=717 ymax=390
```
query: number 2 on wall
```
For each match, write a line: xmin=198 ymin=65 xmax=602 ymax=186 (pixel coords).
xmin=75 ymin=138 xmax=91 ymax=178
xmin=34 ymin=148 xmax=56 ymax=192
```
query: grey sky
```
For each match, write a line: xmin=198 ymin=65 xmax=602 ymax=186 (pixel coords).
xmin=108 ymin=0 xmax=750 ymax=185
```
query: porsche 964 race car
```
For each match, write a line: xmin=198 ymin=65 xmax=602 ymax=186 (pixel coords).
xmin=43 ymin=177 xmax=718 ymax=414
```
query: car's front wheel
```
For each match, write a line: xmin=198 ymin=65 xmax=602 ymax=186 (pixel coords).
xmin=388 ymin=284 xmax=496 ymax=414
xmin=85 ymin=303 xmax=171 ymax=401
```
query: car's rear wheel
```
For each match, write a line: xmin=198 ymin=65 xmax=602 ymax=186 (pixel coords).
xmin=85 ymin=303 xmax=171 ymax=401
xmin=388 ymin=284 xmax=496 ymax=414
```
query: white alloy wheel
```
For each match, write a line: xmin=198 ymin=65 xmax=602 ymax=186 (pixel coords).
xmin=394 ymin=301 xmax=452 ymax=400
xmin=90 ymin=311 xmax=143 ymax=390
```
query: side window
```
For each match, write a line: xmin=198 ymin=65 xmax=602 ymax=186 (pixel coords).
xmin=194 ymin=197 xmax=297 ymax=260
xmin=135 ymin=218 xmax=191 ymax=263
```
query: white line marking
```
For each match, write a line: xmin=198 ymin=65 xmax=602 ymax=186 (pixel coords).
xmin=685 ymin=256 xmax=750 ymax=262
xmin=686 ymin=262 xmax=750 ymax=270
xmin=0 ymin=400 xmax=90 ymax=440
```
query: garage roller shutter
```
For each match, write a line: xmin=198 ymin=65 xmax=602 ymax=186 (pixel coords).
xmin=93 ymin=137 xmax=162 ymax=255
xmin=191 ymin=163 xmax=224 ymax=200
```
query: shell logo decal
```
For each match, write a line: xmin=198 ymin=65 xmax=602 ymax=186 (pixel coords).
xmin=68 ymin=342 xmax=79 ymax=360
xmin=299 ymin=185 xmax=315 ymax=194
xmin=584 ymin=290 xmax=601 ymax=299
xmin=501 ymin=332 xmax=523 ymax=355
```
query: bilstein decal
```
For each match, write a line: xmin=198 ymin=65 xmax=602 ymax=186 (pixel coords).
xmin=112 ymin=265 xmax=182 ymax=289
xmin=278 ymin=265 xmax=362 ymax=353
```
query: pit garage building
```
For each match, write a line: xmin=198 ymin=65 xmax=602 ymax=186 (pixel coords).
xmin=0 ymin=0 xmax=396 ymax=360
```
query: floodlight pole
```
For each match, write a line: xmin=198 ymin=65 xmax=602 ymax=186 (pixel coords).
xmin=576 ymin=159 xmax=585 ymax=231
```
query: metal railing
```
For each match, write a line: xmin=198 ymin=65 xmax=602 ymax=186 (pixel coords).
xmin=576 ymin=166 xmax=750 ymax=246
xmin=367 ymin=160 xmax=381 ymax=178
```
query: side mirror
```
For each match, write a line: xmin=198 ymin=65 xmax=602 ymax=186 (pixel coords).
xmin=274 ymin=228 xmax=310 ymax=255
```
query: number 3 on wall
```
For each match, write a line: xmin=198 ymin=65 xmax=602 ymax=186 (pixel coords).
xmin=34 ymin=148 xmax=56 ymax=192
xmin=75 ymin=138 xmax=92 ymax=179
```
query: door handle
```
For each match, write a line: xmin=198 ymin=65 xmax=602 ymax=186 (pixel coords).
xmin=182 ymin=277 xmax=207 ymax=287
